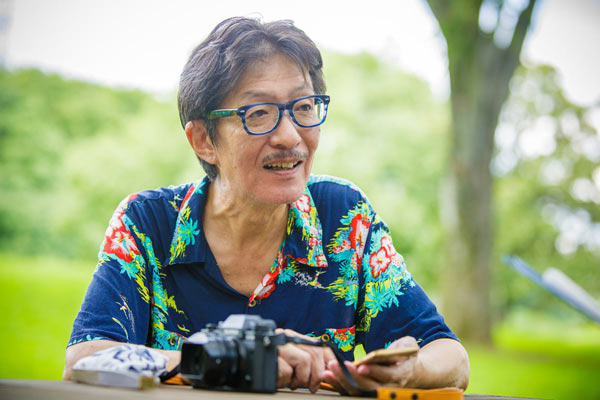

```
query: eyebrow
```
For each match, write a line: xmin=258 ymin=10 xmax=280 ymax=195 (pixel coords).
xmin=238 ymin=83 xmax=314 ymax=103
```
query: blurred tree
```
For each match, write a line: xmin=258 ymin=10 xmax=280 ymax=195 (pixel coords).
xmin=0 ymin=69 xmax=196 ymax=259
xmin=426 ymin=0 xmax=537 ymax=342
xmin=493 ymin=64 xmax=600 ymax=317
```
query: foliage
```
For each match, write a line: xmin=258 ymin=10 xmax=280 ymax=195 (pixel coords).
xmin=0 ymin=68 xmax=198 ymax=259
xmin=492 ymin=64 xmax=600 ymax=316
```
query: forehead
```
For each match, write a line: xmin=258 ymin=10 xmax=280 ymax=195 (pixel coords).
xmin=226 ymin=54 xmax=314 ymax=105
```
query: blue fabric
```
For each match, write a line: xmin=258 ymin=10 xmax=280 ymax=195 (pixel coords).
xmin=68 ymin=175 xmax=457 ymax=359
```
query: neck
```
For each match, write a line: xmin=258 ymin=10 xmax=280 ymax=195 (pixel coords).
xmin=203 ymin=179 xmax=289 ymax=250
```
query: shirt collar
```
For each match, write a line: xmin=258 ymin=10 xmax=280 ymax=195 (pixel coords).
xmin=166 ymin=176 xmax=328 ymax=269
xmin=166 ymin=177 xmax=210 ymax=266
xmin=283 ymin=186 xmax=328 ymax=268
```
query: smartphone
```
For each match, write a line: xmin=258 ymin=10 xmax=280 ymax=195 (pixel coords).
xmin=354 ymin=346 xmax=419 ymax=366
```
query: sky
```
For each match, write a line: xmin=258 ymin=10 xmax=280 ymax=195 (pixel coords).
xmin=2 ymin=0 xmax=600 ymax=105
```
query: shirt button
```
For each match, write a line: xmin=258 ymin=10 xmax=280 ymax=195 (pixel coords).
xmin=169 ymin=336 xmax=177 ymax=346
xmin=249 ymin=299 xmax=257 ymax=308
xmin=321 ymin=333 xmax=331 ymax=342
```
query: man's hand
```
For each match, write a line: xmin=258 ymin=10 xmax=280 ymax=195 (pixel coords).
xmin=322 ymin=336 xmax=419 ymax=395
xmin=322 ymin=337 xmax=469 ymax=395
xmin=276 ymin=328 xmax=335 ymax=393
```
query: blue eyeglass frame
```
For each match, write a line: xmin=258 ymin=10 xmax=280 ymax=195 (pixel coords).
xmin=205 ymin=94 xmax=331 ymax=136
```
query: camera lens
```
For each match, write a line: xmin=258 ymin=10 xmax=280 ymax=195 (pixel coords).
xmin=182 ymin=336 xmax=244 ymax=388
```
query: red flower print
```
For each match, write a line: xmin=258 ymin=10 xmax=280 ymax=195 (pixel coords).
xmin=369 ymin=247 xmax=391 ymax=278
xmin=351 ymin=253 xmax=361 ymax=274
xmin=333 ymin=326 xmax=355 ymax=342
xmin=349 ymin=214 xmax=370 ymax=257
xmin=180 ymin=185 xmax=195 ymax=208
xmin=253 ymin=273 xmax=277 ymax=300
xmin=105 ymin=194 xmax=138 ymax=238
xmin=381 ymin=236 xmax=393 ymax=253
xmin=316 ymin=254 xmax=327 ymax=268
xmin=391 ymin=253 xmax=402 ymax=266
xmin=290 ymin=256 xmax=308 ymax=264
xmin=380 ymin=236 xmax=401 ymax=266
xmin=295 ymin=194 xmax=311 ymax=213
xmin=104 ymin=216 xmax=124 ymax=238
xmin=104 ymin=229 xmax=137 ymax=263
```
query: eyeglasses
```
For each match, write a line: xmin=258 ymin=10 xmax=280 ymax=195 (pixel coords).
xmin=206 ymin=94 xmax=330 ymax=135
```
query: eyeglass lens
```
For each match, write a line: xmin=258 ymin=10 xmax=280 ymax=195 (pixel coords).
xmin=245 ymin=97 xmax=326 ymax=134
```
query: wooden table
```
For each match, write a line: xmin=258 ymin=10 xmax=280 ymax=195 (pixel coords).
xmin=0 ymin=380 xmax=547 ymax=400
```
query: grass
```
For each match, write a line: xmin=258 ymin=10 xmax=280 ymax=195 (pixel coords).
xmin=1 ymin=253 xmax=599 ymax=400
xmin=1 ymin=253 xmax=95 ymax=379
xmin=465 ymin=311 xmax=600 ymax=400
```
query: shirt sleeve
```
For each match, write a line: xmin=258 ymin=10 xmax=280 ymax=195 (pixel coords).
xmin=67 ymin=194 xmax=151 ymax=347
xmin=355 ymin=211 xmax=458 ymax=352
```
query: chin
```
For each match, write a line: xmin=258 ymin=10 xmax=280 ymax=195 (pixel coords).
xmin=254 ymin=185 xmax=306 ymax=205
xmin=251 ymin=167 xmax=312 ymax=205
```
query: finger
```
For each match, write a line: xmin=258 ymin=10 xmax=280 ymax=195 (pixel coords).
xmin=327 ymin=360 xmax=380 ymax=395
xmin=276 ymin=328 xmax=332 ymax=391
xmin=276 ymin=328 xmax=332 ymax=367
xmin=355 ymin=364 xmax=388 ymax=383
xmin=356 ymin=362 xmax=402 ymax=383
xmin=357 ymin=356 xmax=417 ymax=387
xmin=278 ymin=356 xmax=293 ymax=388
xmin=321 ymin=346 xmax=336 ymax=365
xmin=306 ymin=345 xmax=325 ymax=393
xmin=277 ymin=328 xmax=329 ymax=391
xmin=322 ymin=370 xmax=348 ymax=395
xmin=326 ymin=361 xmax=359 ymax=395
xmin=278 ymin=343 xmax=312 ymax=389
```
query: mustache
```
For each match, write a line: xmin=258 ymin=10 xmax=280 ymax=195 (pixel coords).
xmin=261 ymin=150 xmax=308 ymax=164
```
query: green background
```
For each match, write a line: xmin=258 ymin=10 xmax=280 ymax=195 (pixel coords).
xmin=1 ymin=51 xmax=599 ymax=399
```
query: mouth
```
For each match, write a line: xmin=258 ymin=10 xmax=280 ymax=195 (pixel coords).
xmin=263 ymin=161 xmax=302 ymax=170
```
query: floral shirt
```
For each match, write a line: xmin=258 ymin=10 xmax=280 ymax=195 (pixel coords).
xmin=68 ymin=175 xmax=457 ymax=359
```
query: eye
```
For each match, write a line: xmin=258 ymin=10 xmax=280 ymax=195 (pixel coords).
xmin=246 ymin=106 xmax=271 ymax=119
xmin=294 ymin=100 xmax=314 ymax=113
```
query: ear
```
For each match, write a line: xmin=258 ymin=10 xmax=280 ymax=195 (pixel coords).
xmin=185 ymin=121 xmax=218 ymax=165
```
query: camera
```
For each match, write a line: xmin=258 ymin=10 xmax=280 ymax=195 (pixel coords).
xmin=180 ymin=314 xmax=286 ymax=393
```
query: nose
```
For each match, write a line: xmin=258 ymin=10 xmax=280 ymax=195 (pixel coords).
xmin=269 ymin=111 xmax=302 ymax=149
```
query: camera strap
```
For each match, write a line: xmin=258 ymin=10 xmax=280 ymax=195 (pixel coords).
xmin=284 ymin=336 xmax=377 ymax=397
xmin=159 ymin=363 xmax=180 ymax=383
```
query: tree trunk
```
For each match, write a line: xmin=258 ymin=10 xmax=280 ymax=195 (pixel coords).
xmin=427 ymin=0 xmax=537 ymax=342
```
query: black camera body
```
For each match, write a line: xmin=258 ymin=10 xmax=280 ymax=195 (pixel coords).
xmin=180 ymin=314 xmax=286 ymax=393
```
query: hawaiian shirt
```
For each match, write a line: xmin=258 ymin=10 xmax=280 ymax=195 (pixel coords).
xmin=68 ymin=175 xmax=457 ymax=359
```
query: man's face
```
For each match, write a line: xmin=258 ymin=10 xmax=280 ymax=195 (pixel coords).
xmin=209 ymin=53 xmax=321 ymax=205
